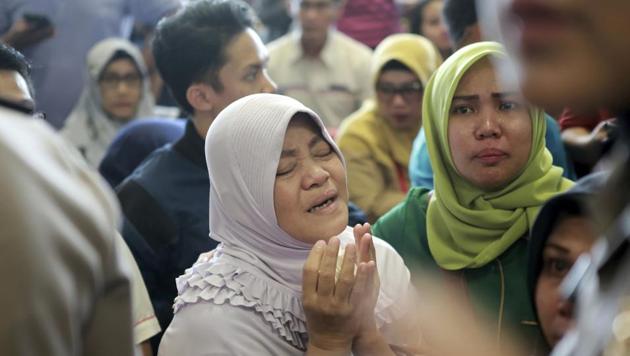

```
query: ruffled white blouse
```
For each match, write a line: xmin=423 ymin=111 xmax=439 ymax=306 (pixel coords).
xmin=158 ymin=235 xmax=414 ymax=355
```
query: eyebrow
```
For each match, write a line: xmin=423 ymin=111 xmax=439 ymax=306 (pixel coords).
xmin=452 ymin=92 xmax=521 ymax=101
xmin=544 ymin=242 xmax=570 ymax=255
xmin=280 ymin=134 xmax=323 ymax=158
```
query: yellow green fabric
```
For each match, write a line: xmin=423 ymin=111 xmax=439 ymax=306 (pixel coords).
xmin=336 ymin=34 xmax=442 ymax=220
xmin=423 ymin=42 xmax=574 ymax=270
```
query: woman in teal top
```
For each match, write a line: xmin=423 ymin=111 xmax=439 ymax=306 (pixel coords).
xmin=372 ymin=42 xmax=573 ymax=354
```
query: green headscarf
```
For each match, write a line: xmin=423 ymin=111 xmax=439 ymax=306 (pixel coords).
xmin=424 ymin=42 xmax=573 ymax=270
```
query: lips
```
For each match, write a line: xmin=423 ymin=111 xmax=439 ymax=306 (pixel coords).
xmin=475 ymin=148 xmax=508 ymax=165
xmin=307 ymin=190 xmax=338 ymax=214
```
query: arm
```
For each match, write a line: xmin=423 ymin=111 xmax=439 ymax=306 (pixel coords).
xmin=561 ymin=120 xmax=613 ymax=166
xmin=0 ymin=17 xmax=54 ymax=50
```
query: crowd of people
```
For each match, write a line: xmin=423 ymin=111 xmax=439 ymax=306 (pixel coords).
xmin=0 ymin=0 xmax=628 ymax=355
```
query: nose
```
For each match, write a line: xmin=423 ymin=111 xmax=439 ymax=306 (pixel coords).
xmin=302 ymin=161 xmax=330 ymax=189
xmin=260 ymin=70 xmax=277 ymax=94
xmin=475 ymin=109 xmax=502 ymax=139
xmin=557 ymin=298 xmax=574 ymax=319
xmin=391 ymin=93 xmax=407 ymax=106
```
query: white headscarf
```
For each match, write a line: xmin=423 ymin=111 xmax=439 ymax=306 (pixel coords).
xmin=173 ymin=94 xmax=410 ymax=350
xmin=61 ymin=38 xmax=154 ymax=167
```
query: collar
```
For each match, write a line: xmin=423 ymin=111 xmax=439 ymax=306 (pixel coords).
xmin=289 ymin=29 xmax=337 ymax=68
xmin=173 ymin=120 xmax=207 ymax=169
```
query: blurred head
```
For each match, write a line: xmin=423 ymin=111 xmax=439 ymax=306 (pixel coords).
xmin=375 ymin=61 xmax=423 ymax=130
xmin=98 ymin=52 xmax=143 ymax=121
xmin=500 ymin=0 xmax=630 ymax=112
xmin=448 ymin=57 xmax=532 ymax=191
xmin=81 ymin=38 xmax=153 ymax=123
xmin=371 ymin=34 xmax=442 ymax=130
xmin=296 ymin=0 xmax=340 ymax=47
xmin=443 ymin=0 xmax=481 ymax=49
xmin=528 ymin=173 xmax=605 ymax=347
xmin=535 ymin=213 xmax=594 ymax=347
xmin=153 ymin=0 xmax=275 ymax=122
xmin=274 ymin=114 xmax=348 ymax=243
xmin=98 ymin=119 xmax=185 ymax=188
xmin=409 ymin=0 xmax=451 ymax=55
xmin=0 ymin=43 xmax=34 ymax=113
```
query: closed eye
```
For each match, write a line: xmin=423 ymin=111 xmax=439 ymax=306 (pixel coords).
xmin=276 ymin=163 xmax=295 ymax=176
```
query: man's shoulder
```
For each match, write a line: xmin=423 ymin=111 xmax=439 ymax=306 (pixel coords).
xmin=123 ymin=144 xmax=181 ymax=182
xmin=267 ymin=32 xmax=297 ymax=54
xmin=330 ymin=31 xmax=372 ymax=56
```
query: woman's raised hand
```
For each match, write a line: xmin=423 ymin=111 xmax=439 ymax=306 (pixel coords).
xmin=302 ymin=237 xmax=378 ymax=355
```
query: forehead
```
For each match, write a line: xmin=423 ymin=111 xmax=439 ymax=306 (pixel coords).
xmin=548 ymin=215 xmax=596 ymax=252
xmin=423 ymin=0 xmax=443 ymax=16
xmin=454 ymin=58 xmax=499 ymax=95
xmin=223 ymin=28 xmax=267 ymax=70
xmin=103 ymin=58 xmax=138 ymax=74
xmin=378 ymin=69 xmax=419 ymax=84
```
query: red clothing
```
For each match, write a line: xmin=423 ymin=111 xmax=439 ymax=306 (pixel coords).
xmin=336 ymin=0 xmax=401 ymax=48
xmin=558 ymin=108 xmax=614 ymax=131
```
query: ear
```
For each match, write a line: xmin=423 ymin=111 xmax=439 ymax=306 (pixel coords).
xmin=186 ymin=83 xmax=215 ymax=112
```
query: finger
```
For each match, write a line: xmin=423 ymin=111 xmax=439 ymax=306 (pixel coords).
xmin=303 ymin=240 xmax=326 ymax=297
xmin=349 ymin=261 xmax=375 ymax=306
xmin=358 ymin=233 xmax=373 ymax=263
xmin=317 ymin=237 xmax=340 ymax=296
xmin=334 ymin=243 xmax=357 ymax=301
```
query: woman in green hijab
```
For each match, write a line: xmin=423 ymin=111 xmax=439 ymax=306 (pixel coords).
xmin=372 ymin=42 xmax=573 ymax=353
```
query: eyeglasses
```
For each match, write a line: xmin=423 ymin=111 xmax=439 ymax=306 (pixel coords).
xmin=376 ymin=81 xmax=423 ymax=101
xmin=99 ymin=73 xmax=142 ymax=90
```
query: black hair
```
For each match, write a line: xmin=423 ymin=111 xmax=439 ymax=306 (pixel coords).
xmin=0 ymin=43 xmax=34 ymax=97
xmin=100 ymin=50 xmax=142 ymax=78
xmin=407 ymin=0 xmax=439 ymax=36
xmin=443 ymin=0 xmax=478 ymax=46
xmin=152 ymin=0 xmax=256 ymax=115
xmin=380 ymin=60 xmax=413 ymax=73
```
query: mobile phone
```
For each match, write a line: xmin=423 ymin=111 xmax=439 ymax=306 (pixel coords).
xmin=22 ymin=13 xmax=53 ymax=30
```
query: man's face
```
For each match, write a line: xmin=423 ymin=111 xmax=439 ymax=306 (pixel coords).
xmin=0 ymin=69 xmax=33 ymax=112
xmin=498 ymin=0 xmax=630 ymax=112
xmin=298 ymin=0 xmax=337 ymax=46
xmin=211 ymin=28 xmax=277 ymax=118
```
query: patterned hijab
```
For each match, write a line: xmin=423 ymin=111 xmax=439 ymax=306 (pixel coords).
xmin=423 ymin=42 xmax=574 ymax=270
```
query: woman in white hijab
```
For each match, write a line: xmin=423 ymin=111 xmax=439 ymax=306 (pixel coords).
xmin=61 ymin=37 xmax=154 ymax=167
xmin=158 ymin=94 xmax=415 ymax=355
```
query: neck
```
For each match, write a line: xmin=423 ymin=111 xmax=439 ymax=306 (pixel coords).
xmin=301 ymin=34 xmax=327 ymax=58
xmin=191 ymin=111 xmax=215 ymax=139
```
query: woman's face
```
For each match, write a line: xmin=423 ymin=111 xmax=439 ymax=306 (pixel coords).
xmin=99 ymin=57 xmax=142 ymax=121
xmin=375 ymin=69 xmax=423 ymax=130
xmin=448 ymin=59 xmax=532 ymax=191
xmin=420 ymin=0 xmax=451 ymax=53
xmin=274 ymin=114 xmax=349 ymax=244
xmin=535 ymin=215 xmax=596 ymax=347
